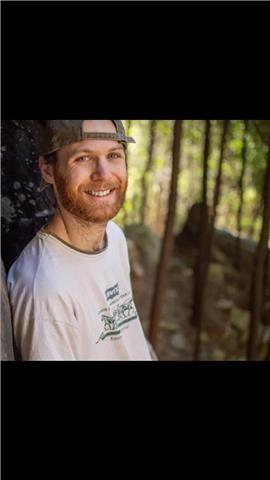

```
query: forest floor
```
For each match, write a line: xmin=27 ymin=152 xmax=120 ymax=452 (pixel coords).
xmin=131 ymin=246 xmax=269 ymax=361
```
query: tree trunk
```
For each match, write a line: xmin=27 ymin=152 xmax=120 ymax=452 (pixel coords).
xmin=202 ymin=121 xmax=211 ymax=205
xmin=191 ymin=121 xmax=211 ymax=330
xmin=155 ymin=181 xmax=164 ymax=235
xmin=247 ymin=147 xmax=270 ymax=360
xmin=140 ymin=120 xmax=157 ymax=225
xmin=122 ymin=120 xmax=133 ymax=226
xmin=1 ymin=259 xmax=15 ymax=360
xmin=148 ymin=121 xmax=183 ymax=348
xmin=235 ymin=120 xmax=248 ymax=268
xmin=193 ymin=120 xmax=230 ymax=359
xmin=247 ymin=198 xmax=262 ymax=239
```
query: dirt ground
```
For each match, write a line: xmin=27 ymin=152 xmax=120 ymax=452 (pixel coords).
xmin=131 ymin=252 xmax=266 ymax=361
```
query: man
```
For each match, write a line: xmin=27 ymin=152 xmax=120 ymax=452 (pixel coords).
xmin=7 ymin=120 xmax=154 ymax=360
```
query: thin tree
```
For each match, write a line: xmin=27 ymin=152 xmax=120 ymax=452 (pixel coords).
xmin=155 ymin=179 xmax=164 ymax=235
xmin=122 ymin=120 xmax=133 ymax=226
xmin=235 ymin=120 xmax=248 ymax=269
xmin=247 ymin=197 xmax=262 ymax=239
xmin=193 ymin=120 xmax=230 ymax=359
xmin=148 ymin=121 xmax=183 ymax=348
xmin=191 ymin=120 xmax=211 ymax=334
xmin=140 ymin=120 xmax=157 ymax=225
xmin=247 ymin=146 xmax=270 ymax=360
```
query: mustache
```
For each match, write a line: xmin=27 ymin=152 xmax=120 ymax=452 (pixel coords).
xmin=82 ymin=181 xmax=123 ymax=191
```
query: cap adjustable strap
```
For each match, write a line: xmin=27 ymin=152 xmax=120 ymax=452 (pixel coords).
xmin=82 ymin=132 xmax=135 ymax=143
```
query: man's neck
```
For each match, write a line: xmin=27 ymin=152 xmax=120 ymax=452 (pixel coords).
xmin=44 ymin=208 xmax=107 ymax=253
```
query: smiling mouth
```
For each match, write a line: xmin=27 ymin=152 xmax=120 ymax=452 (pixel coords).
xmin=85 ymin=188 xmax=115 ymax=198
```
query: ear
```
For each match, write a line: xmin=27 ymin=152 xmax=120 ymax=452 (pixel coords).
xmin=38 ymin=156 xmax=55 ymax=186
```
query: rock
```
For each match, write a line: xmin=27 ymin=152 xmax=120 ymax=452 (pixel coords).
xmin=1 ymin=259 xmax=15 ymax=360
xmin=169 ymin=256 xmax=184 ymax=273
xmin=215 ymin=228 xmax=270 ymax=280
xmin=124 ymin=224 xmax=161 ymax=267
xmin=1 ymin=120 xmax=56 ymax=271
xmin=258 ymin=343 xmax=270 ymax=361
xmin=230 ymin=307 xmax=250 ymax=333
xmin=175 ymin=202 xmax=209 ymax=250
xmin=182 ymin=267 xmax=193 ymax=277
xmin=240 ymin=323 xmax=263 ymax=346
xmin=211 ymin=349 xmax=226 ymax=361
xmin=262 ymin=302 xmax=270 ymax=325
xmin=126 ymin=238 xmax=145 ymax=278
xmin=216 ymin=298 xmax=234 ymax=312
xmin=200 ymin=331 xmax=210 ymax=343
xmin=132 ymin=263 xmax=144 ymax=278
xmin=227 ymin=356 xmax=246 ymax=361
xmin=199 ymin=350 xmax=212 ymax=361
xmin=208 ymin=263 xmax=225 ymax=284
xmin=170 ymin=333 xmax=187 ymax=351
xmin=222 ymin=324 xmax=238 ymax=341
xmin=236 ymin=288 xmax=250 ymax=310
xmin=175 ymin=204 xmax=270 ymax=284
xmin=224 ymin=265 xmax=239 ymax=283
xmin=166 ymin=288 xmax=178 ymax=300
xmin=212 ymin=246 xmax=229 ymax=264
xmin=159 ymin=321 xmax=179 ymax=332
xmin=262 ymin=326 xmax=270 ymax=344
xmin=226 ymin=284 xmax=238 ymax=297
xmin=239 ymin=330 xmax=249 ymax=345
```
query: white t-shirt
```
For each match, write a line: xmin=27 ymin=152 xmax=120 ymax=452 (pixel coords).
xmin=7 ymin=221 xmax=151 ymax=361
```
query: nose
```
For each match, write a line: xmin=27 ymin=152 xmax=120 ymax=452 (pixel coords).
xmin=90 ymin=158 xmax=111 ymax=181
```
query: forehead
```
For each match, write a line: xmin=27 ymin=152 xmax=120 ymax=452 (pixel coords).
xmin=59 ymin=138 xmax=124 ymax=158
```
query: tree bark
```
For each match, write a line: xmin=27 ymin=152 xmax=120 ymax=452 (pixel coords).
xmin=140 ymin=120 xmax=157 ymax=225
xmin=193 ymin=120 xmax=230 ymax=359
xmin=148 ymin=121 xmax=183 ymax=348
xmin=1 ymin=259 xmax=15 ymax=360
xmin=202 ymin=121 xmax=211 ymax=205
xmin=191 ymin=121 xmax=211 ymax=330
xmin=235 ymin=120 xmax=248 ymax=268
xmin=1 ymin=120 xmax=56 ymax=271
xmin=247 ymin=147 xmax=270 ymax=360
xmin=247 ymin=198 xmax=263 ymax=239
xmin=122 ymin=120 xmax=133 ymax=226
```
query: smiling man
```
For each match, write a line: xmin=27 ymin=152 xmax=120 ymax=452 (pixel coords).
xmin=7 ymin=120 xmax=153 ymax=360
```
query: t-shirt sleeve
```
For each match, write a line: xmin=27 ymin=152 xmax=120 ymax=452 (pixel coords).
xmin=8 ymin=274 xmax=80 ymax=360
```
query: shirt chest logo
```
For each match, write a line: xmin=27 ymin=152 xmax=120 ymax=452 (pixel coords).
xmin=105 ymin=283 xmax=119 ymax=302
xmin=96 ymin=284 xmax=138 ymax=343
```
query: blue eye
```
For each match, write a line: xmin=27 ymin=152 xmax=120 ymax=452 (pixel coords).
xmin=76 ymin=156 xmax=90 ymax=162
xmin=109 ymin=153 xmax=121 ymax=159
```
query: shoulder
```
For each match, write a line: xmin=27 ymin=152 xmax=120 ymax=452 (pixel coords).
xmin=107 ymin=221 xmax=127 ymax=244
xmin=7 ymin=233 xmax=46 ymax=294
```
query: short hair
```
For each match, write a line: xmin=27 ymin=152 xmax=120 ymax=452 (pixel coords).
xmin=44 ymin=152 xmax=58 ymax=165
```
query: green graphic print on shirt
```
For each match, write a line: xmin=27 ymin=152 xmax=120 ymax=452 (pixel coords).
xmin=96 ymin=282 xmax=138 ymax=343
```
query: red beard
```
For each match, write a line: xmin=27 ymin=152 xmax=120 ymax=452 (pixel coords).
xmin=53 ymin=167 xmax=128 ymax=223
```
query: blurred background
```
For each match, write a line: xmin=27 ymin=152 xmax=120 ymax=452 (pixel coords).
xmin=1 ymin=120 xmax=270 ymax=361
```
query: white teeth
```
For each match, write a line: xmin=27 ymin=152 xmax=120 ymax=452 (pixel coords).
xmin=87 ymin=189 xmax=111 ymax=197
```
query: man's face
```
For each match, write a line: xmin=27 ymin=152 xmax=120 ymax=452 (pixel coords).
xmin=51 ymin=120 xmax=128 ymax=224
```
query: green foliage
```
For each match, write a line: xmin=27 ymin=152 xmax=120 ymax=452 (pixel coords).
xmin=116 ymin=119 xmax=270 ymax=242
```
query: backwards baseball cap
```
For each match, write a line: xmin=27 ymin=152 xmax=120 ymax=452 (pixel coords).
xmin=39 ymin=120 xmax=135 ymax=192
